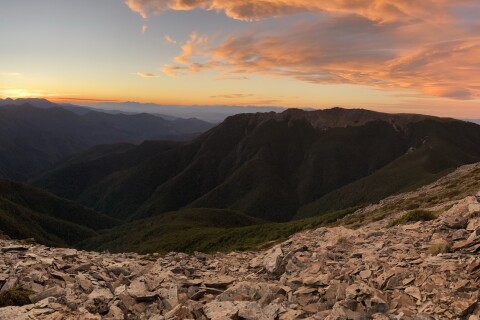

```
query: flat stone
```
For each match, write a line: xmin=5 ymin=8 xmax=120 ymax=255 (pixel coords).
xmin=404 ymin=286 xmax=422 ymax=301
xmin=203 ymin=276 xmax=236 ymax=288
xmin=61 ymin=249 xmax=78 ymax=259
xmin=29 ymin=287 xmax=65 ymax=303
xmin=452 ymin=300 xmax=477 ymax=316
xmin=359 ymin=270 xmax=372 ymax=279
xmin=128 ymin=279 xmax=157 ymax=301
xmin=263 ymin=247 xmax=284 ymax=274
xmin=1 ymin=245 xmax=28 ymax=252
xmin=467 ymin=218 xmax=480 ymax=231
xmin=203 ymin=301 xmax=238 ymax=320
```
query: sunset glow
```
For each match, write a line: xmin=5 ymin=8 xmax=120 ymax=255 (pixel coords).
xmin=1 ymin=0 xmax=479 ymax=117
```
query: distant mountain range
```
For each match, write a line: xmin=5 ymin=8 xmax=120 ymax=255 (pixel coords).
xmin=34 ymin=108 xmax=480 ymax=225
xmin=0 ymin=104 xmax=476 ymax=253
xmin=0 ymin=99 xmax=214 ymax=181
xmin=0 ymin=98 xmax=289 ymax=123
xmin=0 ymin=98 xmax=59 ymax=109
xmin=79 ymin=101 xmax=287 ymax=123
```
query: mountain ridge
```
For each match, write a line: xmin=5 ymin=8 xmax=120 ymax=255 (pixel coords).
xmin=33 ymin=108 xmax=480 ymax=222
xmin=0 ymin=101 xmax=213 ymax=181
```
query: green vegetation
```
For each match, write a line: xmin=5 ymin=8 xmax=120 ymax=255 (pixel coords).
xmin=296 ymin=119 xmax=480 ymax=219
xmin=80 ymin=207 xmax=359 ymax=254
xmin=31 ymin=140 xmax=179 ymax=201
xmin=34 ymin=112 xmax=480 ymax=226
xmin=469 ymin=211 xmax=480 ymax=219
xmin=336 ymin=236 xmax=349 ymax=245
xmin=340 ymin=165 xmax=480 ymax=228
xmin=0 ymin=288 xmax=34 ymax=307
xmin=428 ymin=242 xmax=451 ymax=255
xmin=0 ymin=179 xmax=119 ymax=247
xmin=388 ymin=210 xmax=437 ymax=227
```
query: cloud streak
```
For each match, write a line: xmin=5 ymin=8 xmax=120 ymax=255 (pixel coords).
xmin=164 ymin=35 xmax=177 ymax=45
xmin=210 ymin=93 xmax=255 ymax=99
xmin=125 ymin=0 xmax=470 ymax=22
xmin=135 ymin=72 xmax=159 ymax=78
xmin=1 ymin=72 xmax=21 ymax=76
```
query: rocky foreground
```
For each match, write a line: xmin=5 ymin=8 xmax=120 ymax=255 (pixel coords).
xmin=1 ymin=170 xmax=480 ymax=319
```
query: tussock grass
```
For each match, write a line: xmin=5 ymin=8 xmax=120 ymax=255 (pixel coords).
xmin=469 ymin=211 xmax=480 ymax=219
xmin=388 ymin=210 xmax=437 ymax=227
xmin=336 ymin=236 xmax=348 ymax=245
xmin=428 ymin=242 xmax=451 ymax=255
xmin=81 ymin=207 xmax=360 ymax=254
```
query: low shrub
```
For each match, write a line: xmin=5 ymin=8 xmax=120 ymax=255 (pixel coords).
xmin=388 ymin=210 xmax=437 ymax=227
xmin=405 ymin=202 xmax=421 ymax=210
xmin=428 ymin=242 xmax=451 ymax=255
xmin=469 ymin=211 xmax=480 ymax=219
xmin=0 ymin=288 xmax=34 ymax=307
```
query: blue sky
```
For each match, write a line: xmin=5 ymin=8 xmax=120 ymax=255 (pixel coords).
xmin=1 ymin=0 xmax=479 ymax=117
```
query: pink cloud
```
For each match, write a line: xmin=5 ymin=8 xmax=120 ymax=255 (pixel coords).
xmin=173 ymin=33 xmax=209 ymax=64
xmin=125 ymin=0 xmax=471 ymax=23
xmin=127 ymin=0 xmax=480 ymax=100
xmin=164 ymin=19 xmax=480 ymax=99
xmin=387 ymin=39 xmax=480 ymax=99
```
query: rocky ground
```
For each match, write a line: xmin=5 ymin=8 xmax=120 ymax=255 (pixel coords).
xmin=1 ymin=165 xmax=480 ymax=319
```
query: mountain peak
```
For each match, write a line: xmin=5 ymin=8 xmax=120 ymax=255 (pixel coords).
xmin=0 ymin=97 xmax=58 ymax=109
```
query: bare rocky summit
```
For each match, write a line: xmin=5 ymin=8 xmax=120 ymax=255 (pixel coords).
xmin=1 ymin=164 xmax=480 ymax=319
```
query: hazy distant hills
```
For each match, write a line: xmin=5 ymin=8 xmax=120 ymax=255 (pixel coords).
xmin=0 ymin=98 xmax=60 ymax=109
xmin=82 ymin=101 xmax=287 ymax=123
xmin=34 ymin=108 xmax=480 ymax=223
xmin=0 ymin=99 xmax=214 ymax=181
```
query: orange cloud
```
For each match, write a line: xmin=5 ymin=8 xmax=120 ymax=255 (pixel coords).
xmin=210 ymin=93 xmax=255 ymax=99
xmin=387 ymin=39 xmax=480 ymax=99
xmin=164 ymin=16 xmax=480 ymax=100
xmin=173 ymin=32 xmax=209 ymax=64
xmin=125 ymin=0 xmax=470 ymax=23
xmin=127 ymin=0 xmax=480 ymax=100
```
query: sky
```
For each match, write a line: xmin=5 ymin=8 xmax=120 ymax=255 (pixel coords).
xmin=0 ymin=0 xmax=479 ymax=118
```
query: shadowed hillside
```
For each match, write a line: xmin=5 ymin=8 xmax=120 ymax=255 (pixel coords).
xmin=0 ymin=101 xmax=213 ymax=181
xmin=33 ymin=108 xmax=480 ymax=222
xmin=0 ymin=179 xmax=118 ymax=246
